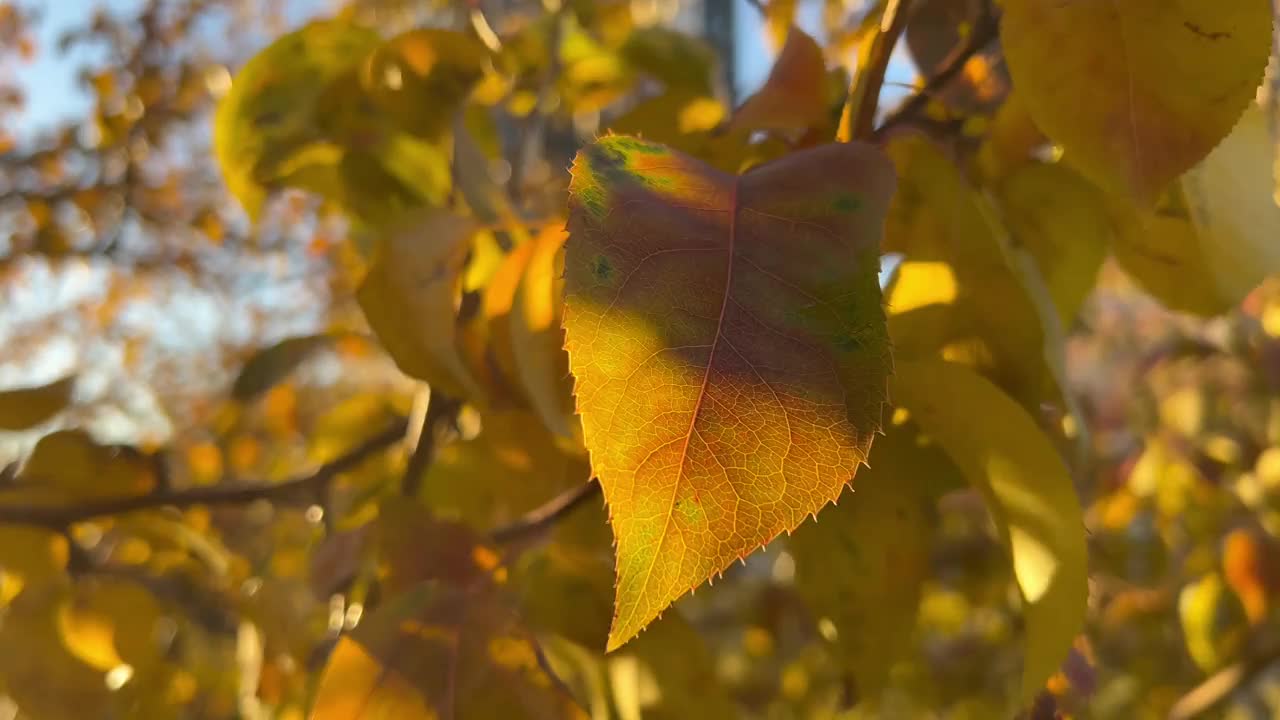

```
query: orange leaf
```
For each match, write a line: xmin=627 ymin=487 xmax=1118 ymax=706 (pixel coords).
xmin=564 ymin=136 xmax=895 ymax=649
xmin=730 ymin=27 xmax=829 ymax=135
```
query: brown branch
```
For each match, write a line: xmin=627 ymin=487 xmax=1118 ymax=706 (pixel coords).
xmin=400 ymin=391 xmax=461 ymax=497
xmin=839 ymin=0 xmax=913 ymax=142
xmin=873 ymin=7 xmax=999 ymax=140
xmin=490 ymin=478 xmax=602 ymax=544
xmin=0 ymin=419 xmax=408 ymax=529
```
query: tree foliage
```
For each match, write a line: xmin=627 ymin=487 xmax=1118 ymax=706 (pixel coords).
xmin=1 ymin=0 xmax=1279 ymax=718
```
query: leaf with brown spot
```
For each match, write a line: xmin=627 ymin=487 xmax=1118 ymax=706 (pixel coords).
xmin=563 ymin=136 xmax=895 ymax=649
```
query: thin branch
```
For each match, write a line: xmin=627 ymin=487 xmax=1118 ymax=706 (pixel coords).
xmin=839 ymin=0 xmax=913 ymax=142
xmin=0 ymin=419 xmax=408 ymax=529
xmin=490 ymin=478 xmax=602 ymax=544
xmin=400 ymin=390 xmax=461 ymax=497
xmin=873 ymin=7 xmax=999 ymax=140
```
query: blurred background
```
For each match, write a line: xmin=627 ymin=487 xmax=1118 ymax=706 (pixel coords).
xmin=1 ymin=1 xmax=1280 ymax=719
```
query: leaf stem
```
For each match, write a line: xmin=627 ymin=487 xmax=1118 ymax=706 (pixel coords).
xmin=489 ymin=478 xmax=602 ymax=544
xmin=838 ymin=0 xmax=913 ymax=142
xmin=0 ymin=419 xmax=408 ymax=529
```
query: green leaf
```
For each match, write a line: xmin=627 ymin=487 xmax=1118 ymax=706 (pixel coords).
xmin=618 ymin=26 xmax=717 ymax=95
xmin=892 ymin=359 xmax=1087 ymax=704
xmin=311 ymin=582 xmax=587 ymax=720
xmin=1112 ymin=103 xmax=1280 ymax=316
xmin=1000 ymin=0 xmax=1271 ymax=204
xmin=213 ymin=20 xmax=381 ymax=218
xmin=791 ymin=423 xmax=946 ymax=698
xmin=563 ymin=137 xmax=895 ymax=649
xmin=0 ymin=376 xmax=74 ymax=431
xmin=231 ymin=335 xmax=335 ymax=401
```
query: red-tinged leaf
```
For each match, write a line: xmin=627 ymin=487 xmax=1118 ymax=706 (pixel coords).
xmin=563 ymin=136 xmax=896 ymax=649
xmin=310 ymin=581 xmax=587 ymax=720
xmin=374 ymin=499 xmax=504 ymax=594
xmin=730 ymin=27 xmax=829 ymax=135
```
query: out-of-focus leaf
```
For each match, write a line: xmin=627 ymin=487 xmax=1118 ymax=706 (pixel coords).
xmin=374 ymin=499 xmax=503 ymax=595
xmin=0 ymin=376 xmax=74 ymax=431
xmin=905 ymin=0 xmax=1007 ymax=113
xmin=791 ymin=424 xmax=945 ymax=698
xmin=994 ymin=162 xmax=1110 ymax=327
xmin=231 ymin=335 xmax=334 ymax=401
xmin=21 ymin=429 xmax=154 ymax=500
xmin=214 ymin=20 xmax=382 ymax=218
xmin=483 ymin=238 xmax=540 ymax=400
xmin=975 ymin=92 xmax=1048 ymax=182
xmin=1222 ymin=527 xmax=1276 ymax=625
xmin=607 ymin=613 xmax=736 ymax=720
xmin=360 ymin=29 xmax=490 ymax=140
xmin=884 ymin=135 xmax=1050 ymax=407
xmin=619 ymin=26 xmax=717 ymax=95
xmin=1001 ymin=0 xmax=1271 ymax=204
xmin=564 ymin=138 xmax=895 ymax=649
xmin=420 ymin=410 xmax=590 ymax=527
xmin=730 ymin=27 xmax=829 ymax=135
xmin=0 ymin=583 xmax=113 ymax=720
xmin=57 ymin=577 xmax=164 ymax=675
xmin=311 ymin=581 xmax=587 ymax=719
xmin=0 ymin=525 xmax=68 ymax=585
xmin=1113 ymin=104 xmax=1280 ymax=316
xmin=893 ymin=359 xmax=1087 ymax=704
xmin=1179 ymin=572 xmax=1247 ymax=673
xmin=357 ymin=210 xmax=487 ymax=400
xmin=508 ymin=226 xmax=581 ymax=450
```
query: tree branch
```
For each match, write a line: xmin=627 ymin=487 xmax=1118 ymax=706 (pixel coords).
xmin=839 ymin=0 xmax=913 ymax=142
xmin=401 ymin=390 xmax=461 ymax=497
xmin=490 ymin=478 xmax=602 ymax=544
xmin=0 ymin=419 xmax=408 ymax=529
xmin=873 ymin=6 xmax=998 ymax=140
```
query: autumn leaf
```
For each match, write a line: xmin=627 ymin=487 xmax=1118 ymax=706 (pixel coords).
xmin=231 ymin=335 xmax=336 ymax=401
xmin=1112 ymin=104 xmax=1280 ymax=316
xmin=21 ymin=430 xmax=154 ymax=500
xmin=357 ymin=209 xmax=488 ymax=400
xmin=606 ymin=613 xmax=737 ymax=719
xmin=791 ymin=423 xmax=947 ymax=698
xmin=360 ymin=29 xmax=491 ymax=140
xmin=0 ymin=376 xmax=75 ymax=431
xmin=310 ymin=581 xmax=587 ymax=720
xmin=730 ymin=26 xmax=829 ymax=135
xmin=563 ymin=136 xmax=896 ymax=649
xmin=892 ymin=359 xmax=1087 ymax=703
xmin=1000 ymin=0 xmax=1271 ymax=204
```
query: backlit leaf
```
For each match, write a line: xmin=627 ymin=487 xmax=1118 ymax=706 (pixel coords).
xmin=22 ymin=430 xmax=154 ymax=500
xmin=1114 ymin=103 xmax=1280 ymax=316
xmin=791 ymin=423 xmax=945 ymax=698
xmin=884 ymin=136 xmax=1050 ymax=406
xmin=357 ymin=210 xmax=487 ymax=400
xmin=1178 ymin=572 xmax=1247 ymax=672
xmin=214 ymin=20 xmax=381 ymax=218
xmin=1000 ymin=0 xmax=1271 ymax=204
xmin=892 ymin=359 xmax=1087 ymax=703
xmin=730 ymin=27 xmax=829 ymax=135
xmin=508 ymin=226 xmax=582 ymax=449
xmin=994 ymin=162 xmax=1110 ymax=326
xmin=0 ymin=376 xmax=74 ymax=431
xmin=311 ymin=581 xmax=587 ymax=720
xmin=563 ymin=137 xmax=896 ymax=649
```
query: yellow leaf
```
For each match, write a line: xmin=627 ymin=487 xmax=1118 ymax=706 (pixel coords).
xmin=484 ymin=237 xmax=541 ymax=400
xmin=885 ymin=136 xmax=1050 ymax=407
xmin=509 ymin=226 xmax=582 ymax=450
xmin=1113 ymin=105 xmax=1280 ymax=315
xmin=57 ymin=577 xmax=164 ymax=675
xmin=994 ymin=162 xmax=1110 ymax=326
xmin=0 ymin=376 xmax=75 ymax=431
xmin=791 ymin=423 xmax=949 ymax=698
xmin=0 ymin=525 xmax=68 ymax=585
xmin=360 ymin=29 xmax=490 ymax=140
xmin=1179 ymin=572 xmax=1247 ymax=672
xmin=607 ymin=613 xmax=736 ymax=720
xmin=892 ymin=360 xmax=1087 ymax=703
xmin=357 ymin=210 xmax=487 ymax=400
xmin=1001 ymin=0 xmax=1271 ymax=204
xmin=22 ymin=430 xmax=154 ymax=500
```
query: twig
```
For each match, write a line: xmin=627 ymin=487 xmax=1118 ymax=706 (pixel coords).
xmin=0 ymin=419 xmax=407 ymax=529
xmin=400 ymin=390 xmax=461 ymax=497
xmin=490 ymin=478 xmax=602 ymax=544
xmin=839 ymin=0 xmax=913 ymax=142
xmin=873 ymin=7 xmax=998 ymax=140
